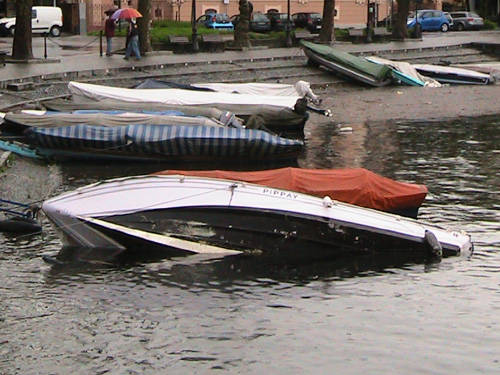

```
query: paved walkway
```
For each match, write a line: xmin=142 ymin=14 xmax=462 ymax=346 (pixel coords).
xmin=0 ymin=30 xmax=499 ymax=83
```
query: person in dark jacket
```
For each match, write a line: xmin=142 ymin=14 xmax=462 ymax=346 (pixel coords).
xmin=124 ymin=18 xmax=141 ymax=60
xmin=104 ymin=10 xmax=116 ymax=56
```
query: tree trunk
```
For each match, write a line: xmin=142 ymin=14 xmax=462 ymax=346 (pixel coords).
xmin=392 ymin=0 xmax=410 ymax=40
xmin=234 ymin=0 xmax=251 ymax=48
xmin=12 ymin=0 xmax=33 ymax=60
xmin=319 ymin=0 xmax=335 ymax=43
xmin=137 ymin=0 xmax=152 ymax=54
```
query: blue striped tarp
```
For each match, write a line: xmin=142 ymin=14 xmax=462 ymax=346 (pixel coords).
xmin=24 ymin=124 xmax=303 ymax=159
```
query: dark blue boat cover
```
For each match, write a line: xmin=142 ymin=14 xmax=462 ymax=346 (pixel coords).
xmin=24 ymin=124 xmax=303 ymax=158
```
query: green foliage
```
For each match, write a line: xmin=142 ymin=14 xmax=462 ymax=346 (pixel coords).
xmin=150 ymin=21 xmax=234 ymax=43
xmin=152 ymin=19 xmax=192 ymax=29
xmin=335 ymin=28 xmax=349 ymax=39
xmin=483 ymin=19 xmax=497 ymax=30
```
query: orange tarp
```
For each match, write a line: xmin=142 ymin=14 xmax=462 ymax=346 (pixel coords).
xmin=154 ymin=168 xmax=428 ymax=212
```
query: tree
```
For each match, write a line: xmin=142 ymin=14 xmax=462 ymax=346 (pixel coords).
xmin=319 ymin=0 xmax=335 ymax=43
xmin=137 ymin=0 xmax=152 ymax=54
xmin=392 ymin=0 xmax=410 ymax=40
xmin=12 ymin=0 xmax=33 ymax=60
xmin=234 ymin=0 xmax=251 ymax=48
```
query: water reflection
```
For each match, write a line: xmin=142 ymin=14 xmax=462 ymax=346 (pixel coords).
xmin=43 ymin=247 xmax=445 ymax=289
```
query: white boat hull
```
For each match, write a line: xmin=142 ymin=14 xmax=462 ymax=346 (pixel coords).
xmin=42 ymin=175 xmax=472 ymax=259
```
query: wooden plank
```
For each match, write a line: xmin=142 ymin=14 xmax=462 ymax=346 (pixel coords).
xmin=348 ymin=29 xmax=364 ymax=36
xmin=294 ymin=31 xmax=315 ymax=40
xmin=202 ymin=34 xmax=225 ymax=52
xmin=202 ymin=34 xmax=223 ymax=43
xmin=373 ymin=27 xmax=391 ymax=36
xmin=169 ymin=36 xmax=190 ymax=44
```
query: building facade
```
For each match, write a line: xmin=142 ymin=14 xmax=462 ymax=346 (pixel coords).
xmin=1 ymin=0 xmax=462 ymax=33
xmin=79 ymin=0 xmax=395 ymax=32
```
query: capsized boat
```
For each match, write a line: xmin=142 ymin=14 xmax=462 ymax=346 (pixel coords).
xmin=42 ymin=175 xmax=472 ymax=261
xmin=300 ymin=40 xmax=393 ymax=87
xmin=23 ymin=124 xmax=303 ymax=162
xmin=413 ymin=64 xmax=492 ymax=85
xmin=153 ymin=167 xmax=428 ymax=218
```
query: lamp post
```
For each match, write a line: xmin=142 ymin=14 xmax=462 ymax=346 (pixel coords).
xmin=415 ymin=0 xmax=422 ymax=38
xmin=285 ymin=0 xmax=292 ymax=47
xmin=332 ymin=1 xmax=336 ymax=43
xmin=366 ymin=0 xmax=372 ymax=42
xmin=191 ymin=0 xmax=199 ymax=52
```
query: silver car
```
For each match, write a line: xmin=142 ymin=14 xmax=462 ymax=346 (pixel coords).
xmin=449 ymin=11 xmax=484 ymax=31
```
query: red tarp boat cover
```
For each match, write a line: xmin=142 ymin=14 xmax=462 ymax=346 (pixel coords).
xmin=154 ymin=168 xmax=428 ymax=212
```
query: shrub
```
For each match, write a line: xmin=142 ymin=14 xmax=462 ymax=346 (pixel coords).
xmin=483 ymin=19 xmax=496 ymax=30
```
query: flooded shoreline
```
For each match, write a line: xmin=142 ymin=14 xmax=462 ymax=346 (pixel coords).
xmin=1 ymin=109 xmax=499 ymax=374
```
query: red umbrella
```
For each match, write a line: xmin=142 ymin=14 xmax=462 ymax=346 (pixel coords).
xmin=111 ymin=8 xmax=143 ymax=20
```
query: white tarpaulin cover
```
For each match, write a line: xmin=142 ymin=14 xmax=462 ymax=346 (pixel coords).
xmin=366 ymin=56 xmax=441 ymax=87
xmin=68 ymin=81 xmax=301 ymax=109
xmin=192 ymin=81 xmax=319 ymax=102
xmin=413 ymin=64 xmax=492 ymax=80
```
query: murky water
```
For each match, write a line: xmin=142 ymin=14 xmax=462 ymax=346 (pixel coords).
xmin=1 ymin=115 xmax=499 ymax=374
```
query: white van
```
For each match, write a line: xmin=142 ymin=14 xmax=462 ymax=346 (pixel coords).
xmin=0 ymin=6 xmax=63 ymax=37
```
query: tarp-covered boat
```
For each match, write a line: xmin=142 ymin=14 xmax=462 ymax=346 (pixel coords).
xmin=133 ymin=79 xmax=321 ymax=103
xmin=43 ymin=97 xmax=309 ymax=134
xmin=68 ymin=81 xmax=301 ymax=109
xmin=42 ymin=175 xmax=472 ymax=261
xmin=23 ymin=124 xmax=303 ymax=162
xmin=43 ymin=98 xmax=236 ymax=120
xmin=1 ymin=109 xmax=231 ymax=132
xmin=300 ymin=40 xmax=393 ymax=87
xmin=365 ymin=56 xmax=441 ymax=87
xmin=153 ymin=167 xmax=428 ymax=218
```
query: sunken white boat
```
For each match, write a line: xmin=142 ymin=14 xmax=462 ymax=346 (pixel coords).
xmin=42 ymin=175 xmax=472 ymax=260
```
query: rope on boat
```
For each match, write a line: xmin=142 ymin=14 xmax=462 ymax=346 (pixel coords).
xmin=0 ymin=198 xmax=40 ymax=220
xmin=0 ymin=199 xmax=43 ymax=234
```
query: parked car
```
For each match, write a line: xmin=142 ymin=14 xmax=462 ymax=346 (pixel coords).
xmin=407 ymin=10 xmax=450 ymax=32
xmin=291 ymin=12 xmax=322 ymax=33
xmin=449 ymin=11 xmax=484 ymax=31
xmin=266 ymin=12 xmax=295 ymax=31
xmin=230 ymin=12 xmax=272 ymax=32
xmin=444 ymin=12 xmax=454 ymax=28
xmin=196 ymin=13 xmax=234 ymax=30
xmin=0 ymin=6 xmax=63 ymax=37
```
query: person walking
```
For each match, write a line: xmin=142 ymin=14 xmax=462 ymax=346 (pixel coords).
xmin=104 ymin=10 xmax=116 ymax=56
xmin=124 ymin=18 xmax=141 ymax=60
